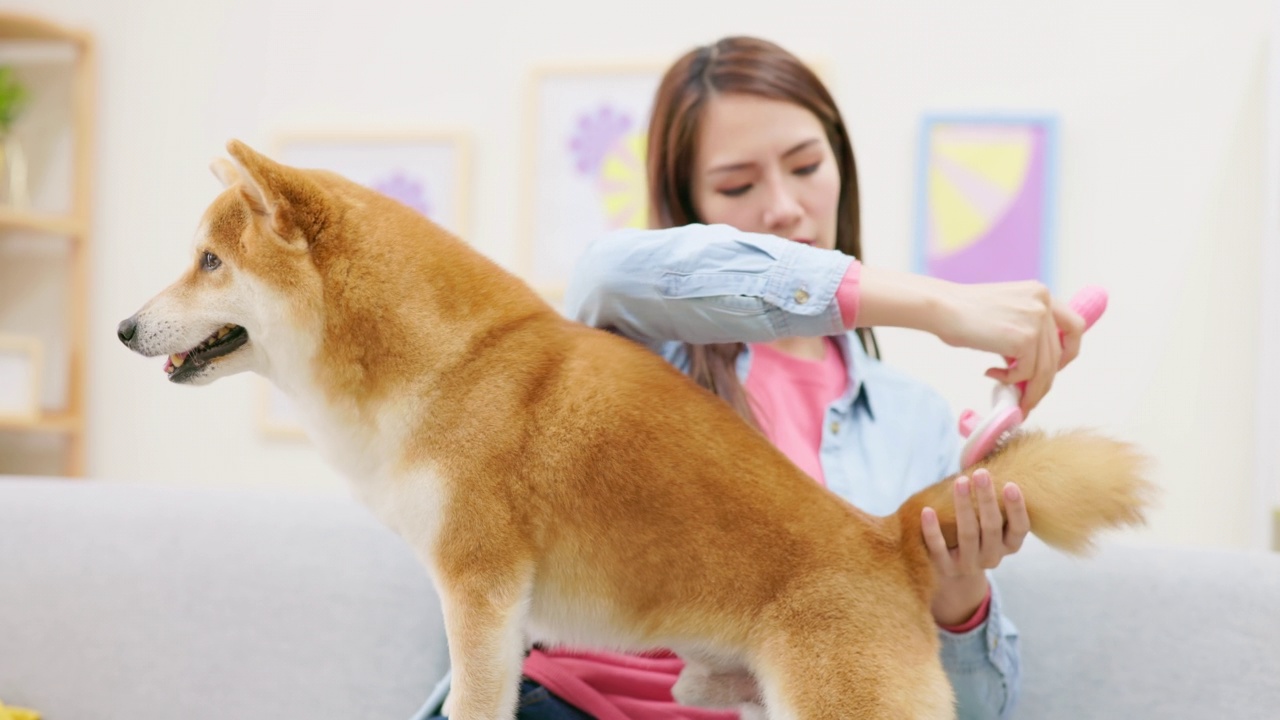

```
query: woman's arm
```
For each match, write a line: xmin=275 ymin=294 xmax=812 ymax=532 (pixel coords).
xmin=565 ymin=223 xmax=1085 ymax=414
xmin=921 ymin=408 xmax=1023 ymax=720
xmin=937 ymin=579 xmax=1022 ymax=720
xmin=857 ymin=266 xmax=1085 ymax=415
xmin=564 ymin=223 xmax=852 ymax=349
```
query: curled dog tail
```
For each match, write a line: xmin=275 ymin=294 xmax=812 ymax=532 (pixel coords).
xmin=897 ymin=429 xmax=1156 ymax=554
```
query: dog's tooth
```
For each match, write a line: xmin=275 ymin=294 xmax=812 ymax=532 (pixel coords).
xmin=171 ymin=353 xmax=185 ymax=367
xmin=217 ymin=327 xmax=230 ymax=339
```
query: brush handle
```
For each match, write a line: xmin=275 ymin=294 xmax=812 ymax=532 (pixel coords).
xmin=1070 ymin=285 xmax=1109 ymax=331
xmin=958 ymin=286 xmax=1108 ymax=439
xmin=1012 ymin=285 xmax=1108 ymax=397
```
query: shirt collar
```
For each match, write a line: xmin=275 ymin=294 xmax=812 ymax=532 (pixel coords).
xmin=832 ymin=332 xmax=876 ymax=420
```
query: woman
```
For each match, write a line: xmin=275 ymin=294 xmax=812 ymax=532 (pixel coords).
xmin=419 ymin=35 xmax=1083 ymax=720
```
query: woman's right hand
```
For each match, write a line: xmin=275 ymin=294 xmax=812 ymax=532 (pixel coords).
xmin=856 ymin=268 xmax=1085 ymax=416
xmin=933 ymin=280 xmax=1086 ymax=415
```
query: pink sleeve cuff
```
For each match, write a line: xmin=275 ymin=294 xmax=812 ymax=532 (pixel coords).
xmin=937 ymin=586 xmax=992 ymax=634
xmin=835 ymin=259 xmax=862 ymax=330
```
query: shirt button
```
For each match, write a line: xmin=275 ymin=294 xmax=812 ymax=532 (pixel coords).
xmin=829 ymin=421 xmax=840 ymax=434
xmin=793 ymin=288 xmax=810 ymax=304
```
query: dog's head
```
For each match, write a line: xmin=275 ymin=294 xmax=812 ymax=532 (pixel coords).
xmin=117 ymin=140 xmax=329 ymax=386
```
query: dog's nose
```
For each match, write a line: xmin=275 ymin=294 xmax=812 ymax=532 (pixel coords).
xmin=117 ymin=317 xmax=138 ymax=346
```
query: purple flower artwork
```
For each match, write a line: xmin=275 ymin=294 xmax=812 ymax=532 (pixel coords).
xmin=371 ymin=170 xmax=433 ymax=219
xmin=567 ymin=104 xmax=649 ymax=230
xmin=569 ymin=105 xmax=632 ymax=177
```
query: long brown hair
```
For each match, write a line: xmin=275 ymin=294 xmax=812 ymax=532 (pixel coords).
xmin=646 ymin=35 xmax=879 ymax=427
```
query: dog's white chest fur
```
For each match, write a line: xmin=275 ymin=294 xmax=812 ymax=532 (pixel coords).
xmin=279 ymin=381 xmax=450 ymax=560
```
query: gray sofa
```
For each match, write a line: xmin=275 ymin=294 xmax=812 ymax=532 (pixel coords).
xmin=1 ymin=476 xmax=1278 ymax=719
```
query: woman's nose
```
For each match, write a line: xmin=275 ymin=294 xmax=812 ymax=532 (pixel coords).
xmin=762 ymin=185 xmax=803 ymax=231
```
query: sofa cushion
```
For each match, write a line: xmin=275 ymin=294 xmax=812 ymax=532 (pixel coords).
xmin=993 ymin=535 xmax=1280 ymax=719
xmin=0 ymin=477 xmax=447 ymax=720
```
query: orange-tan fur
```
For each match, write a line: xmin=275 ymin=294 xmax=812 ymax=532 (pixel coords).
xmin=122 ymin=140 xmax=1156 ymax=720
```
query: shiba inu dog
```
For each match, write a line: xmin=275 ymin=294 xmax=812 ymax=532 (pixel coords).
xmin=117 ymin=140 xmax=1153 ymax=719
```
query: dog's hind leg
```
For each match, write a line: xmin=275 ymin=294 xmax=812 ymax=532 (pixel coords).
xmin=751 ymin=624 xmax=955 ymax=720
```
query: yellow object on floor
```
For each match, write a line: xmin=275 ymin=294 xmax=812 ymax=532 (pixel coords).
xmin=0 ymin=699 xmax=40 ymax=720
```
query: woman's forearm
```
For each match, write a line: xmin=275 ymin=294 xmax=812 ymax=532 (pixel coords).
xmin=853 ymin=265 xmax=956 ymax=338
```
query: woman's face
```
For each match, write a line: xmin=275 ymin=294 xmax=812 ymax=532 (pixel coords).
xmin=692 ymin=93 xmax=842 ymax=251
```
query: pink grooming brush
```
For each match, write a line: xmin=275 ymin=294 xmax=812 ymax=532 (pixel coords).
xmin=957 ymin=286 xmax=1108 ymax=468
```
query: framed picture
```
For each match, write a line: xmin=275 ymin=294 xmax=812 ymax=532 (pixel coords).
xmin=1262 ymin=6 xmax=1280 ymax=550
xmin=914 ymin=114 xmax=1060 ymax=290
xmin=522 ymin=63 xmax=666 ymax=295
xmin=271 ymin=131 xmax=471 ymax=237
xmin=0 ymin=334 xmax=42 ymax=422
xmin=255 ymin=378 xmax=308 ymax=442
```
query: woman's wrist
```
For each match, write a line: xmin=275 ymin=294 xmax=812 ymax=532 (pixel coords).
xmin=931 ymin=573 xmax=991 ymax=627
xmin=854 ymin=265 xmax=956 ymax=338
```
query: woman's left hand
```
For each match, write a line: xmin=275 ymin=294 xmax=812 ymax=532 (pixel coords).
xmin=920 ymin=468 xmax=1030 ymax=626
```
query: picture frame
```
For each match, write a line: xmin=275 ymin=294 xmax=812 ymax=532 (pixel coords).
xmin=1260 ymin=3 xmax=1280 ymax=550
xmin=255 ymin=378 xmax=308 ymax=442
xmin=913 ymin=114 xmax=1060 ymax=291
xmin=521 ymin=63 xmax=667 ymax=296
xmin=0 ymin=333 xmax=41 ymax=422
xmin=271 ymin=130 xmax=471 ymax=238
xmin=520 ymin=57 xmax=834 ymax=297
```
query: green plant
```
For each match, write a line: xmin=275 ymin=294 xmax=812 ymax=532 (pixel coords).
xmin=0 ymin=66 xmax=29 ymax=136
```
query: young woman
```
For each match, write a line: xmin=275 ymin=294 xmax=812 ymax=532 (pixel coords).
xmin=418 ymin=35 xmax=1084 ymax=720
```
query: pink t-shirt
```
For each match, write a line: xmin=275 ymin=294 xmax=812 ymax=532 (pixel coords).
xmin=742 ymin=337 xmax=847 ymax=486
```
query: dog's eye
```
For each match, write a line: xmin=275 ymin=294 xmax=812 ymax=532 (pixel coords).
xmin=202 ymin=251 xmax=221 ymax=271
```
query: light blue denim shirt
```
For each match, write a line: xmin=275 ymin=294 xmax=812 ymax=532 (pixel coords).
xmin=413 ymin=223 xmax=1021 ymax=719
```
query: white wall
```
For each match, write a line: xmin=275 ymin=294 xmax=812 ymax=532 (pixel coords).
xmin=11 ymin=0 xmax=1272 ymax=549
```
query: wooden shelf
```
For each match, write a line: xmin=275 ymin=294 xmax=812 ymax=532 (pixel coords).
xmin=0 ymin=409 xmax=80 ymax=434
xmin=0 ymin=11 xmax=94 ymax=478
xmin=0 ymin=40 xmax=77 ymax=65
xmin=0 ymin=207 xmax=83 ymax=236
xmin=0 ymin=12 xmax=85 ymax=44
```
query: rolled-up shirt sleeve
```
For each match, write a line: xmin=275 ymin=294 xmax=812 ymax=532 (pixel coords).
xmin=563 ymin=224 xmax=857 ymax=349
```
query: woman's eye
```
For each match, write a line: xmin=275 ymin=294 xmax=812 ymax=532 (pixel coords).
xmin=794 ymin=162 xmax=821 ymax=176
xmin=719 ymin=184 xmax=752 ymax=198
xmin=202 ymin=252 xmax=222 ymax=271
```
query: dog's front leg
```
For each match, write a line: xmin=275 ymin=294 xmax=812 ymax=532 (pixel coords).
xmin=437 ymin=567 xmax=533 ymax=720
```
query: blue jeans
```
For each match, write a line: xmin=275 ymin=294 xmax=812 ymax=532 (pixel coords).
xmin=425 ymin=678 xmax=591 ymax=720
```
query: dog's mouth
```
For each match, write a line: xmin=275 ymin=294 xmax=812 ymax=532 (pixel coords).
xmin=165 ymin=324 xmax=249 ymax=382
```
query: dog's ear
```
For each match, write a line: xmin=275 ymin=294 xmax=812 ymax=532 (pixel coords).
xmin=210 ymin=157 xmax=241 ymax=189
xmin=225 ymin=139 xmax=318 ymax=250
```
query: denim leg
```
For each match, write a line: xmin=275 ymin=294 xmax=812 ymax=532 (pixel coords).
xmin=422 ymin=679 xmax=592 ymax=720
xmin=514 ymin=679 xmax=595 ymax=720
